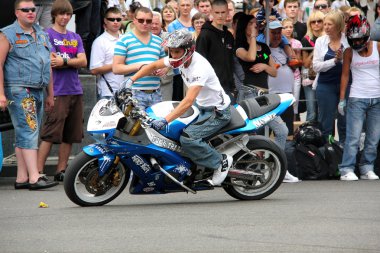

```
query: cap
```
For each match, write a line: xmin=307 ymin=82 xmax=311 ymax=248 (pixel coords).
xmin=268 ymin=20 xmax=283 ymax=30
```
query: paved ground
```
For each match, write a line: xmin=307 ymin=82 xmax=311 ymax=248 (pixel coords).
xmin=0 ymin=178 xmax=379 ymax=253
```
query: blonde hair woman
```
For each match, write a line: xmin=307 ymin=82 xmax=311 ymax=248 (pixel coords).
xmin=312 ymin=11 xmax=349 ymax=143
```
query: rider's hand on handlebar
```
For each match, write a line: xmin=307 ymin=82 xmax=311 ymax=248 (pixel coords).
xmin=121 ymin=78 xmax=134 ymax=90
xmin=150 ymin=118 xmax=168 ymax=131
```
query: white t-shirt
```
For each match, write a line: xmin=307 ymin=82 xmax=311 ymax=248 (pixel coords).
xmin=268 ymin=47 xmax=294 ymax=94
xmin=350 ymin=41 xmax=380 ymax=98
xmin=90 ymin=31 xmax=124 ymax=97
xmin=164 ymin=52 xmax=231 ymax=110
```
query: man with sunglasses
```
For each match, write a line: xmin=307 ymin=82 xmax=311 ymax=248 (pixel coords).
xmin=0 ymin=0 xmax=58 ymax=190
xmin=313 ymin=0 xmax=331 ymax=14
xmin=113 ymin=7 xmax=167 ymax=110
xmin=90 ymin=7 xmax=124 ymax=100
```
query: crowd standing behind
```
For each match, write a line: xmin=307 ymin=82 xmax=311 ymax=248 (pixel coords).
xmin=1 ymin=0 xmax=380 ymax=188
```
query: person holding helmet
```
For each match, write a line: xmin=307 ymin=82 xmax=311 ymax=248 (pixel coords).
xmin=338 ymin=15 xmax=380 ymax=181
xmin=119 ymin=29 xmax=233 ymax=186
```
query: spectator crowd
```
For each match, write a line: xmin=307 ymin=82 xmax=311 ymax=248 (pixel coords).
xmin=0 ymin=0 xmax=380 ymax=190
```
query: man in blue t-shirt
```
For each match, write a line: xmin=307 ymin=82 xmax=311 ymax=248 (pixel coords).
xmin=113 ymin=7 xmax=166 ymax=110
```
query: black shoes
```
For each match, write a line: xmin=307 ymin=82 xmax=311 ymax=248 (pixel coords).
xmin=14 ymin=181 xmax=30 ymax=190
xmin=54 ymin=171 xmax=65 ymax=182
xmin=14 ymin=173 xmax=61 ymax=190
xmin=29 ymin=177 xmax=59 ymax=190
xmin=15 ymin=177 xmax=58 ymax=190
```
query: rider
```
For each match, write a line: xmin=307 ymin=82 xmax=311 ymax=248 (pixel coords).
xmin=121 ymin=29 xmax=233 ymax=186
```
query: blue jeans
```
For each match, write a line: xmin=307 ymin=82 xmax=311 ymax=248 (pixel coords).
xmin=132 ymin=89 xmax=162 ymax=110
xmin=316 ymin=83 xmax=346 ymax=143
xmin=339 ymin=97 xmax=380 ymax=176
xmin=237 ymin=85 xmax=288 ymax=149
xmin=303 ymin=85 xmax=317 ymax=122
xmin=5 ymin=86 xmax=44 ymax=149
xmin=180 ymin=106 xmax=231 ymax=170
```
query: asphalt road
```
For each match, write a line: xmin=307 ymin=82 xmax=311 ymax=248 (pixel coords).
xmin=0 ymin=178 xmax=379 ymax=253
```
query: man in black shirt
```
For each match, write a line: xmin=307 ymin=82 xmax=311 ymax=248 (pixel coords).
xmin=284 ymin=0 xmax=306 ymax=41
xmin=196 ymin=0 xmax=235 ymax=102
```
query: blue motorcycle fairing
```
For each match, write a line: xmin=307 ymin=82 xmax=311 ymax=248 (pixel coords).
xmin=146 ymin=102 xmax=198 ymax=141
xmin=146 ymin=112 xmax=190 ymax=141
xmin=83 ymin=141 xmax=193 ymax=194
xmin=83 ymin=144 xmax=116 ymax=176
xmin=226 ymin=98 xmax=293 ymax=135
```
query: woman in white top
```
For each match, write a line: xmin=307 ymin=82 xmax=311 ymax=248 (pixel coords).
xmin=312 ymin=11 xmax=349 ymax=143
xmin=338 ymin=15 xmax=380 ymax=181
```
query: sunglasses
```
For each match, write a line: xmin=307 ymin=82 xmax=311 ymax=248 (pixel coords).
xmin=136 ymin=18 xmax=153 ymax=24
xmin=17 ymin=7 xmax=36 ymax=13
xmin=314 ymin=4 xmax=328 ymax=9
xmin=310 ymin=19 xmax=323 ymax=24
xmin=106 ymin=17 xmax=122 ymax=22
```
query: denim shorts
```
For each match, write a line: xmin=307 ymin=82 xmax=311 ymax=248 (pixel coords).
xmin=5 ymin=86 xmax=44 ymax=149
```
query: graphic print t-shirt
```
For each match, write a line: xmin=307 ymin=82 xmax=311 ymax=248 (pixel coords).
xmin=237 ymin=42 xmax=271 ymax=89
xmin=47 ymin=28 xmax=85 ymax=96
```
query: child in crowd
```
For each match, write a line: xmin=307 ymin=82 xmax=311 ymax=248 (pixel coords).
xmin=256 ymin=0 xmax=295 ymax=62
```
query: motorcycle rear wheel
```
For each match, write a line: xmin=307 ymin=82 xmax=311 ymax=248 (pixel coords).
xmin=64 ymin=151 xmax=130 ymax=206
xmin=223 ymin=136 xmax=287 ymax=200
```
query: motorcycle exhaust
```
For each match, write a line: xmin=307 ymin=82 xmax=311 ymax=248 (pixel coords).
xmin=149 ymin=157 xmax=197 ymax=194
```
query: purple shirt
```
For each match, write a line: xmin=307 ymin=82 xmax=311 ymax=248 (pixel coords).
xmin=47 ymin=28 xmax=85 ymax=96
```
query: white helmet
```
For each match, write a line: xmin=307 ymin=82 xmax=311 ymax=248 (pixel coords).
xmin=162 ymin=29 xmax=195 ymax=68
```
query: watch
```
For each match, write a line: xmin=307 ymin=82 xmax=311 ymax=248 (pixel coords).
xmin=63 ymin=58 xmax=68 ymax=66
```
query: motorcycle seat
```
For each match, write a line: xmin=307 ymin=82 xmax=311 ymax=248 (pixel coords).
xmin=239 ymin=94 xmax=281 ymax=120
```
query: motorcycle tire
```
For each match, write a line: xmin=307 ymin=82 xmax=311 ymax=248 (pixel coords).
xmin=223 ymin=136 xmax=287 ymax=200
xmin=64 ymin=151 xmax=130 ymax=206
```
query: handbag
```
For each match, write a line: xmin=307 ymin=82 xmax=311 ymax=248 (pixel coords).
xmin=304 ymin=35 xmax=317 ymax=80
xmin=0 ymin=108 xmax=14 ymax=132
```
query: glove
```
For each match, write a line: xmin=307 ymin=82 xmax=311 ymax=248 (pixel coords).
xmin=150 ymin=118 xmax=168 ymax=131
xmin=120 ymin=78 xmax=134 ymax=90
xmin=338 ymin=99 xmax=346 ymax=116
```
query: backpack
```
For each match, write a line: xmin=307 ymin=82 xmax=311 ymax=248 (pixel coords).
xmin=323 ymin=143 xmax=342 ymax=179
xmin=294 ymin=143 xmax=332 ymax=180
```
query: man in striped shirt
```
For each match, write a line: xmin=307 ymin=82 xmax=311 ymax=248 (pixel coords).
xmin=113 ymin=7 xmax=167 ymax=110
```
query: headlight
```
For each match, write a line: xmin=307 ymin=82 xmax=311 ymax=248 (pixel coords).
xmin=89 ymin=132 xmax=107 ymax=144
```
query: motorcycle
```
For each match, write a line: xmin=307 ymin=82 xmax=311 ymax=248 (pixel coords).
xmin=64 ymin=92 xmax=295 ymax=206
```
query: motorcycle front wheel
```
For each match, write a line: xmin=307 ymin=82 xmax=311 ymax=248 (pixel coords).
xmin=223 ymin=136 xmax=287 ymax=200
xmin=64 ymin=151 xmax=130 ymax=206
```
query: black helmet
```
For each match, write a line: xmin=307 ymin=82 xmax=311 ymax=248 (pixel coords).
xmin=294 ymin=121 xmax=324 ymax=147
xmin=346 ymin=15 xmax=370 ymax=52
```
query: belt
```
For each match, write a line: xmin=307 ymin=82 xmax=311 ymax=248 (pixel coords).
xmin=137 ymin=89 xmax=158 ymax=94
